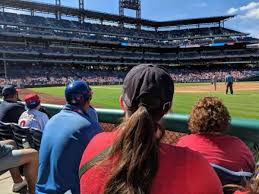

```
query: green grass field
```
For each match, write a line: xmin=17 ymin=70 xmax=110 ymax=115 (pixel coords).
xmin=31 ymin=83 xmax=259 ymax=120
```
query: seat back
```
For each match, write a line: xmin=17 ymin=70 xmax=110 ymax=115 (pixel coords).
xmin=0 ymin=121 xmax=13 ymax=140
xmin=31 ymin=129 xmax=42 ymax=151
xmin=211 ymin=163 xmax=253 ymax=194
xmin=11 ymin=124 xmax=32 ymax=149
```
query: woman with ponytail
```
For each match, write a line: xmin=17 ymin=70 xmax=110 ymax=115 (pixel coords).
xmin=79 ymin=64 xmax=222 ymax=194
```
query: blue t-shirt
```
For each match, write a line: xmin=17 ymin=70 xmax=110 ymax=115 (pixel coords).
xmin=87 ymin=106 xmax=98 ymax=123
xmin=225 ymin=75 xmax=234 ymax=83
xmin=36 ymin=105 xmax=102 ymax=194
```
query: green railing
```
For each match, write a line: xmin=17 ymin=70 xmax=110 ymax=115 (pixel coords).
xmin=43 ymin=103 xmax=259 ymax=146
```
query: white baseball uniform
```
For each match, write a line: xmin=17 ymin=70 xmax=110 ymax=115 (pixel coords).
xmin=18 ymin=109 xmax=49 ymax=131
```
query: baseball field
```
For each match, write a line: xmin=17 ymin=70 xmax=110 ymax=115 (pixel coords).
xmin=19 ymin=81 xmax=259 ymax=120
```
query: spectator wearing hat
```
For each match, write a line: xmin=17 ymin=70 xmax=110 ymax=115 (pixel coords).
xmin=0 ymin=85 xmax=25 ymax=123
xmin=18 ymin=94 xmax=49 ymax=131
xmin=79 ymin=64 xmax=222 ymax=194
xmin=36 ymin=80 xmax=102 ymax=194
xmin=0 ymin=88 xmax=38 ymax=194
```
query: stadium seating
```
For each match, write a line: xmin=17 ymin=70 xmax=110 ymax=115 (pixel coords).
xmin=30 ymin=130 xmax=42 ymax=151
xmin=11 ymin=124 xmax=32 ymax=149
xmin=0 ymin=121 xmax=13 ymax=141
xmin=0 ymin=121 xmax=42 ymax=150
xmin=0 ymin=12 xmax=247 ymax=47
xmin=212 ymin=164 xmax=253 ymax=194
xmin=1 ymin=64 xmax=259 ymax=86
xmin=0 ymin=11 xmax=258 ymax=87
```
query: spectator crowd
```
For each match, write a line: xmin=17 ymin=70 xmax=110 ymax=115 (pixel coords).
xmin=1 ymin=65 xmax=259 ymax=87
xmin=0 ymin=5 xmax=258 ymax=194
xmin=0 ymin=12 xmax=254 ymax=47
xmin=0 ymin=64 xmax=258 ymax=194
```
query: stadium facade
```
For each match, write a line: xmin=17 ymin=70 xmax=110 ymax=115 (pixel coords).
xmin=0 ymin=0 xmax=259 ymax=87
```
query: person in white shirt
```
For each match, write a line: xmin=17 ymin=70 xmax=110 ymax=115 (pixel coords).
xmin=18 ymin=93 xmax=49 ymax=131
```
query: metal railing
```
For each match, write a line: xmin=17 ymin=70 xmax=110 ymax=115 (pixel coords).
xmin=43 ymin=103 xmax=259 ymax=146
xmin=0 ymin=99 xmax=258 ymax=145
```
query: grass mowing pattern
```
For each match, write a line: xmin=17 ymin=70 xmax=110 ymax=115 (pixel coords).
xmin=31 ymin=84 xmax=259 ymax=120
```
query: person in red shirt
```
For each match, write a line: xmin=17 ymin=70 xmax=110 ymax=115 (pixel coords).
xmin=80 ymin=64 xmax=222 ymax=194
xmin=177 ymin=97 xmax=255 ymax=173
xmin=233 ymin=191 xmax=250 ymax=194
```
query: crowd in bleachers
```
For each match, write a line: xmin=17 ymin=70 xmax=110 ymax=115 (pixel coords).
xmin=0 ymin=12 xmax=251 ymax=47
xmin=0 ymin=64 xmax=258 ymax=194
xmin=0 ymin=65 xmax=259 ymax=87
xmin=1 ymin=42 xmax=259 ymax=61
xmin=169 ymin=66 xmax=259 ymax=82
xmin=0 ymin=65 xmax=127 ymax=87
xmin=0 ymin=7 xmax=259 ymax=194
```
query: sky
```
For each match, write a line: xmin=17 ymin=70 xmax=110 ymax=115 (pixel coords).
xmin=14 ymin=0 xmax=259 ymax=38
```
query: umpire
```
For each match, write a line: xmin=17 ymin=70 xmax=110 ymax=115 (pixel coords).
xmin=225 ymin=72 xmax=234 ymax=95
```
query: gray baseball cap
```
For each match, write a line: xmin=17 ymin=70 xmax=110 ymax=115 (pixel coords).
xmin=123 ymin=64 xmax=174 ymax=112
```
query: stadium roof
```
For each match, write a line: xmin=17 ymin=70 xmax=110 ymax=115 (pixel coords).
xmin=156 ymin=16 xmax=234 ymax=27
xmin=0 ymin=0 xmax=235 ymax=28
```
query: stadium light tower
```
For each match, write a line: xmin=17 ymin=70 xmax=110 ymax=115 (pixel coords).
xmin=79 ymin=0 xmax=84 ymax=10
xmin=119 ymin=0 xmax=141 ymax=28
xmin=78 ymin=0 xmax=85 ymax=23
xmin=55 ymin=0 xmax=61 ymax=20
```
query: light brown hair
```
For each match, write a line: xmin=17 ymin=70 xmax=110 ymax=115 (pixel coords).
xmin=103 ymin=104 xmax=165 ymax=194
xmin=188 ymin=97 xmax=231 ymax=134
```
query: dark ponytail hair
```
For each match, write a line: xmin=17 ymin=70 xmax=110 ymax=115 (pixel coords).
xmin=104 ymin=105 xmax=162 ymax=194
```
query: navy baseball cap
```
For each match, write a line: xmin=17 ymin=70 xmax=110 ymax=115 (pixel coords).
xmin=2 ymin=85 xmax=18 ymax=97
xmin=65 ymin=80 xmax=91 ymax=105
xmin=123 ymin=64 xmax=174 ymax=112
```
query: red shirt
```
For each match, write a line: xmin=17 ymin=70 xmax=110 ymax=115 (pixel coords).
xmin=233 ymin=191 xmax=249 ymax=194
xmin=80 ymin=131 xmax=223 ymax=194
xmin=177 ymin=134 xmax=255 ymax=172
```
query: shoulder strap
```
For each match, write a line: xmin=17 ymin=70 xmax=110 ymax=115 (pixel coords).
xmin=79 ymin=146 xmax=111 ymax=179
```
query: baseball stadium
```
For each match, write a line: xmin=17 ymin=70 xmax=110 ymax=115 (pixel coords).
xmin=0 ymin=0 xmax=259 ymax=194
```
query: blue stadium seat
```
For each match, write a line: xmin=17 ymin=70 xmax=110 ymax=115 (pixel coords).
xmin=211 ymin=163 xmax=253 ymax=194
xmin=11 ymin=124 xmax=32 ymax=149
xmin=31 ymin=129 xmax=42 ymax=151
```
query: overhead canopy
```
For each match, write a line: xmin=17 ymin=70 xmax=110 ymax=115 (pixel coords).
xmin=0 ymin=0 xmax=235 ymax=28
xmin=157 ymin=16 xmax=234 ymax=27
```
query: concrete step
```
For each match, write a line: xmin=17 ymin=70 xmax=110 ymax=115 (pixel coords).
xmin=0 ymin=172 xmax=17 ymax=194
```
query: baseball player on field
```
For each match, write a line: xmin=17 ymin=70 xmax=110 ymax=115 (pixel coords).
xmin=225 ymin=72 xmax=234 ymax=95
xmin=18 ymin=93 xmax=49 ymax=131
xmin=212 ymin=74 xmax=217 ymax=91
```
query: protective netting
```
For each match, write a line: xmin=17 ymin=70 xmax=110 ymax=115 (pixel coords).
xmin=100 ymin=123 xmax=259 ymax=152
xmin=161 ymin=130 xmax=187 ymax=145
xmin=100 ymin=123 xmax=187 ymax=145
